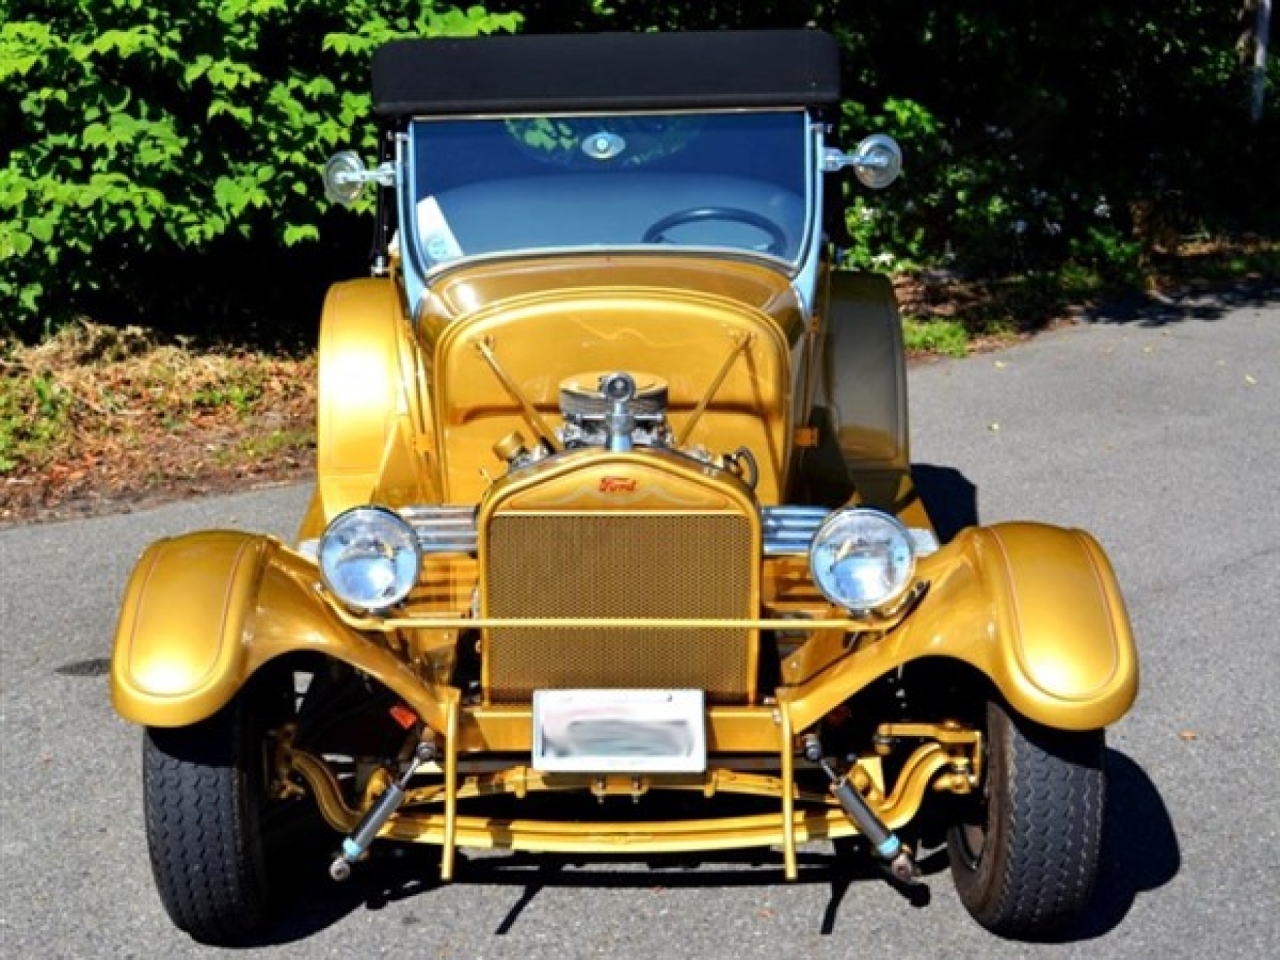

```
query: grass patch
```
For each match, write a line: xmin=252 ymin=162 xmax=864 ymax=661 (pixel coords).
xmin=902 ymin=316 xmax=970 ymax=357
xmin=0 ymin=366 xmax=74 ymax=472
xmin=214 ymin=428 xmax=315 ymax=467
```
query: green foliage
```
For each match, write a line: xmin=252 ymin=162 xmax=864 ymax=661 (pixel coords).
xmin=818 ymin=1 xmax=1279 ymax=280
xmin=1068 ymin=228 xmax=1146 ymax=287
xmin=0 ymin=367 xmax=72 ymax=472
xmin=901 ymin=317 xmax=969 ymax=358
xmin=1 ymin=1 xmax=520 ymax=339
xmin=191 ymin=374 xmax=263 ymax=414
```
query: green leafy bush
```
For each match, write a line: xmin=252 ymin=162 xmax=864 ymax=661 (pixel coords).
xmin=0 ymin=1 xmax=520 ymax=339
xmin=822 ymin=1 xmax=1277 ymax=281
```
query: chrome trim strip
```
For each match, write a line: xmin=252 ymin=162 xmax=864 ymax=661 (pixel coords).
xmin=401 ymin=505 xmax=478 ymax=554
xmin=761 ymin=505 xmax=831 ymax=556
xmin=392 ymin=503 xmax=937 ymax=560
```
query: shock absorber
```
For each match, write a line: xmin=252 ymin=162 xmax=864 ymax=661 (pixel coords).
xmin=330 ymin=740 xmax=437 ymax=881
xmin=803 ymin=733 xmax=919 ymax=885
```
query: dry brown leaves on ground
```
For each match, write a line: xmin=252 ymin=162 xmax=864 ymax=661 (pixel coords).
xmin=0 ymin=322 xmax=316 ymax=526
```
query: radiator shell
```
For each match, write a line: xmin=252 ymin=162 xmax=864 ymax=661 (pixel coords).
xmin=478 ymin=450 xmax=761 ymax=704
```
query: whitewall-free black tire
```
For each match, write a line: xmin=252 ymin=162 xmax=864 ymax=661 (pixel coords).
xmin=948 ymin=700 xmax=1105 ymax=938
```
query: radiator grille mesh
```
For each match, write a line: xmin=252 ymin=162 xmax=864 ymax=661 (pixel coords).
xmin=484 ymin=513 xmax=754 ymax=703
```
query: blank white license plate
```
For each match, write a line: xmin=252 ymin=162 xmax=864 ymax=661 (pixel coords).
xmin=532 ymin=689 xmax=706 ymax=773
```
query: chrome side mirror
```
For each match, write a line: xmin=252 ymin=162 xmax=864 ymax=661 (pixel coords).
xmin=823 ymin=134 xmax=903 ymax=189
xmin=322 ymin=151 xmax=396 ymax=206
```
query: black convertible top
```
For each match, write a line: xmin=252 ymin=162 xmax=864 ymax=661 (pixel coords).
xmin=372 ymin=30 xmax=841 ymax=117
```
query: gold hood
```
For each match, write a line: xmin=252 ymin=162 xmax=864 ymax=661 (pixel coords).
xmin=417 ymin=254 xmax=806 ymax=504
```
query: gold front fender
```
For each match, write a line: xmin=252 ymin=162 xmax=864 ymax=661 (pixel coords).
xmin=111 ymin=532 xmax=268 ymax=726
xmin=110 ymin=531 xmax=456 ymax=731
xmin=785 ymin=522 xmax=1138 ymax=732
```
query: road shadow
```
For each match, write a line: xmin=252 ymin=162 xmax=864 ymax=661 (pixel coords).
xmin=250 ymin=839 xmax=932 ymax=944
xmin=1079 ymin=276 xmax=1279 ymax=327
xmin=1059 ymin=748 xmax=1181 ymax=941
xmin=244 ymin=791 xmax=940 ymax=944
xmin=912 ymin=463 xmax=979 ymax=542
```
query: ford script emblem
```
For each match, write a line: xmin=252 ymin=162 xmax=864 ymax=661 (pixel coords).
xmin=599 ymin=476 xmax=637 ymax=493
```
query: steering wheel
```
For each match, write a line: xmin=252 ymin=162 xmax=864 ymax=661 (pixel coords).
xmin=642 ymin=206 xmax=788 ymax=257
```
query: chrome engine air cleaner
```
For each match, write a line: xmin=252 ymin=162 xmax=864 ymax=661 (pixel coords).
xmin=559 ymin=371 xmax=672 ymax=450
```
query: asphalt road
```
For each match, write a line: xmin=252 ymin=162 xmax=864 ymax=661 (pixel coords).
xmin=2 ymin=282 xmax=1278 ymax=958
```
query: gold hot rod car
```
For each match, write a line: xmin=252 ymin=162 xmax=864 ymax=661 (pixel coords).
xmin=111 ymin=30 xmax=1138 ymax=944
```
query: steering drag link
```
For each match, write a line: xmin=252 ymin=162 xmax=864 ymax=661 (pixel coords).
xmin=802 ymin=734 xmax=920 ymax=885
xmin=330 ymin=740 xmax=438 ymax=881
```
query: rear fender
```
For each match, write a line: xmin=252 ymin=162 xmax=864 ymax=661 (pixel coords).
xmin=799 ymin=272 xmax=926 ymax=523
xmin=809 ymin=271 xmax=909 ymax=476
xmin=110 ymin=531 xmax=451 ymax=731
xmin=786 ymin=522 xmax=1138 ymax=731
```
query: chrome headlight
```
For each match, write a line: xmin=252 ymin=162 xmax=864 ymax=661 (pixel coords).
xmin=318 ymin=507 xmax=421 ymax=612
xmin=808 ymin=508 xmax=916 ymax=614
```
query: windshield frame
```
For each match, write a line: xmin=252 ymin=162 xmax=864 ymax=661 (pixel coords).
xmin=397 ymin=108 xmax=819 ymax=293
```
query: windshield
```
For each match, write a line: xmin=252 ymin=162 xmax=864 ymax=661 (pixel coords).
xmin=406 ymin=111 xmax=810 ymax=272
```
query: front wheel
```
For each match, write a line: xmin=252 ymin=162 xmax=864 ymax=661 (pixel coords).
xmin=142 ymin=674 xmax=294 ymax=944
xmin=948 ymin=701 xmax=1105 ymax=939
